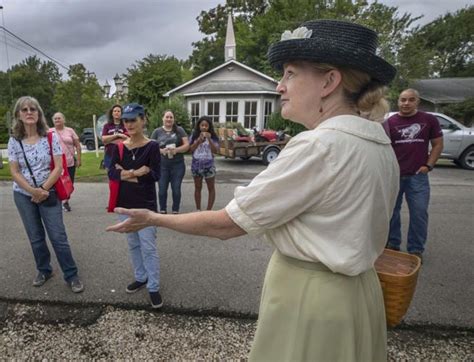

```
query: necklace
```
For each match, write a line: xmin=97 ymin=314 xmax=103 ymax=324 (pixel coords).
xmin=130 ymin=148 xmax=138 ymax=161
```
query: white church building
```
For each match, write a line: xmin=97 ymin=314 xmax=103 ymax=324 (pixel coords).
xmin=164 ymin=15 xmax=280 ymax=129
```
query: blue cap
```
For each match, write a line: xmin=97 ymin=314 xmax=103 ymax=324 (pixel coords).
xmin=122 ymin=103 xmax=145 ymax=119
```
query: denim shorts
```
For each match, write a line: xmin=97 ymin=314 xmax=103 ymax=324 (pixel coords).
xmin=192 ymin=166 xmax=216 ymax=179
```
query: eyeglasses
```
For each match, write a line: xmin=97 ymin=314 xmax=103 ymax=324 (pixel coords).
xmin=123 ymin=118 xmax=138 ymax=123
xmin=20 ymin=107 xmax=38 ymax=114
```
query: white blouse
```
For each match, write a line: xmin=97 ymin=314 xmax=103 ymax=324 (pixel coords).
xmin=226 ymin=115 xmax=400 ymax=276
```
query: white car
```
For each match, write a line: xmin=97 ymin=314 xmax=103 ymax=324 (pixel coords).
xmin=385 ymin=112 xmax=474 ymax=170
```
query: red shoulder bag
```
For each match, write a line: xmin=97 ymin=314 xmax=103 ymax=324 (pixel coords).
xmin=47 ymin=131 xmax=74 ymax=201
xmin=107 ymin=142 xmax=124 ymax=212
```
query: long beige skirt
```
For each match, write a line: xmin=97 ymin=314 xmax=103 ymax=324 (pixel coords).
xmin=249 ymin=251 xmax=387 ymax=362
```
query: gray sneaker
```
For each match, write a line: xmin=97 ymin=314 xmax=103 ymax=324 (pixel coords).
xmin=32 ymin=272 xmax=52 ymax=287
xmin=69 ymin=277 xmax=84 ymax=293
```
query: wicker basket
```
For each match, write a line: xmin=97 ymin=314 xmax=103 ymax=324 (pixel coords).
xmin=375 ymin=248 xmax=421 ymax=327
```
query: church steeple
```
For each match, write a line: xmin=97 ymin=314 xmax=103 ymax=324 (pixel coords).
xmin=225 ymin=14 xmax=236 ymax=62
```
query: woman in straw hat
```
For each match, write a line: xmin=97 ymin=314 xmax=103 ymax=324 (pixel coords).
xmin=107 ymin=19 xmax=399 ymax=361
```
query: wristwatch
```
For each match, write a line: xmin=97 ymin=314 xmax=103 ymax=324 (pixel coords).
xmin=424 ymin=164 xmax=434 ymax=171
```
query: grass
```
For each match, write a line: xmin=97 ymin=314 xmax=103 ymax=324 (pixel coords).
xmin=0 ymin=151 xmax=108 ymax=182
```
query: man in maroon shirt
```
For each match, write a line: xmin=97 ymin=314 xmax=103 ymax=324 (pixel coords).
xmin=385 ymin=89 xmax=444 ymax=262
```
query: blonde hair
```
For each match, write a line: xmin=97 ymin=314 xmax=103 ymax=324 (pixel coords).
xmin=12 ymin=96 xmax=49 ymax=139
xmin=310 ymin=63 xmax=389 ymax=122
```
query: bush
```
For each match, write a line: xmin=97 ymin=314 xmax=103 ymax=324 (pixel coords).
xmin=266 ymin=111 xmax=305 ymax=136
xmin=441 ymin=98 xmax=474 ymax=127
xmin=0 ymin=106 xmax=11 ymax=144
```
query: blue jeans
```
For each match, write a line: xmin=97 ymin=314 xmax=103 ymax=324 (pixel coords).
xmin=13 ymin=191 xmax=79 ymax=282
xmin=387 ymin=173 xmax=430 ymax=254
xmin=159 ymin=160 xmax=185 ymax=213
xmin=119 ymin=214 xmax=160 ymax=292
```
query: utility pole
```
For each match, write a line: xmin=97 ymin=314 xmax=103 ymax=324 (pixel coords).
xmin=0 ymin=5 xmax=14 ymax=104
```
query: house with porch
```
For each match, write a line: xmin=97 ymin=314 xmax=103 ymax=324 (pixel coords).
xmin=164 ymin=15 xmax=280 ymax=130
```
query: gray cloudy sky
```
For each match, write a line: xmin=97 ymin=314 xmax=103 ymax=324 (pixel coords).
xmin=0 ymin=0 xmax=471 ymax=90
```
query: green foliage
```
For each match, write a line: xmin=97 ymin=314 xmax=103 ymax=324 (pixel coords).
xmin=52 ymin=64 xmax=111 ymax=132
xmin=190 ymin=0 xmax=420 ymax=80
xmin=0 ymin=56 xmax=61 ymax=121
xmin=190 ymin=1 xmax=473 ymax=110
xmin=266 ymin=111 xmax=305 ymax=136
xmin=416 ymin=7 xmax=473 ymax=78
xmin=0 ymin=106 xmax=10 ymax=143
xmin=126 ymin=54 xmax=184 ymax=107
xmin=397 ymin=6 xmax=474 ymax=91
xmin=0 ymin=152 xmax=108 ymax=181
xmin=147 ymin=95 xmax=192 ymax=135
xmin=74 ymin=152 xmax=107 ymax=181
xmin=441 ymin=98 xmax=474 ymax=126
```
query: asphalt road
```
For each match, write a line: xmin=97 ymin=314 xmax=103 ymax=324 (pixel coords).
xmin=0 ymin=157 xmax=473 ymax=329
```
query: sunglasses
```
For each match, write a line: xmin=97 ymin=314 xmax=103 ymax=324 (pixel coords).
xmin=20 ymin=107 xmax=38 ymax=113
xmin=123 ymin=118 xmax=139 ymax=123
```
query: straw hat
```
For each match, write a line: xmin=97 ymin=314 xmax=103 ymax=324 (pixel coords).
xmin=267 ymin=19 xmax=396 ymax=85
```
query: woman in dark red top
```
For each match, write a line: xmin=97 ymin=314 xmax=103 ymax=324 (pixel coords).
xmin=102 ymin=104 xmax=129 ymax=170
xmin=108 ymin=103 xmax=162 ymax=308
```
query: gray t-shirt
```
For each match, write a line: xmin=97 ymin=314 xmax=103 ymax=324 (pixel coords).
xmin=150 ymin=126 xmax=187 ymax=163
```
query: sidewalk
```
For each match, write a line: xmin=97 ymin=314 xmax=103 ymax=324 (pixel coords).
xmin=0 ymin=164 xmax=473 ymax=329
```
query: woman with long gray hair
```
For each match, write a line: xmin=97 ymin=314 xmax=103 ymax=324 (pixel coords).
xmin=7 ymin=96 xmax=84 ymax=293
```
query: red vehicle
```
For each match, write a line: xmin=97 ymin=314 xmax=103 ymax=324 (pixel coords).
xmin=252 ymin=127 xmax=286 ymax=142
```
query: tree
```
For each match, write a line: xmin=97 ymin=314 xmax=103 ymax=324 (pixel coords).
xmin=147 ymin=95 xmax=192 ymax=135
xmin=401 ymin=6 xmax=474 ymax=79
xmin=0 ymin=56 xmax=61 ymax=141
xmin=414 ymin=6 xmax=474 ymax=77
xmin=190 ymin=0 xmax=268 ymax=75
xmin=189 ymin=0 xmax=419 ymax=80
xmin=0 ymin=105 xmax=10 ymax=144
xmin=52 ymin=64 xmax=112 ymax=132
xmin=441 ymin=98 xmax=474 ymax=126
xmin=125 ymin=55 xmax=183 ymax=108
xmin=266 ymin=111 xmax=305 ymax=136
xmin=0 ymin=56 xmax=61 ymax=121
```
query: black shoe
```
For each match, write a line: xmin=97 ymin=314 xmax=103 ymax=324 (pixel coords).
xmin=126 ymin=280 xmax=148 ymax=293
xmin=63 ymin=201 xmax=71 ymax=212
xmin=149 ymin=291 xmax=163 ymax=309
xmin=69 ymin=276 xmax=84 ymax=293
xmin=32 ymin=272 xmax=52 ymax=287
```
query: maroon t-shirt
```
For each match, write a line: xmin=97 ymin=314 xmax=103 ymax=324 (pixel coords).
xmin=386 ymin=111 xmax=443 ymax=176
xmin=102 ymin=122 xmax=128 ymax=156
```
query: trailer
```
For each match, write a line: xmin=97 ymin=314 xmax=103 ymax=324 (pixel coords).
xmin=217 ymin=128 xmax=290 ymax=165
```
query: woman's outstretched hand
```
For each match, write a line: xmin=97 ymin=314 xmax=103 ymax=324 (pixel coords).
xmin=106 ymin=208 xmax=154 ymax=233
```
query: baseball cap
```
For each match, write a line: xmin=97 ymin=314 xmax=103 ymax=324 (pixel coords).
xmin=122 ymin=103 xmax=145 ymax=120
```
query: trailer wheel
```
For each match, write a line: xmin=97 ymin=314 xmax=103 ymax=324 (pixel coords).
xmin=262 ymin=146 xmax=280 ymax=165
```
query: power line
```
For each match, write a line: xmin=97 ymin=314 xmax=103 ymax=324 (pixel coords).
xmin=0 ymin=25 xmax=70 ymax=71
xmin=0 ymin=36 xmax=37 ymax=58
